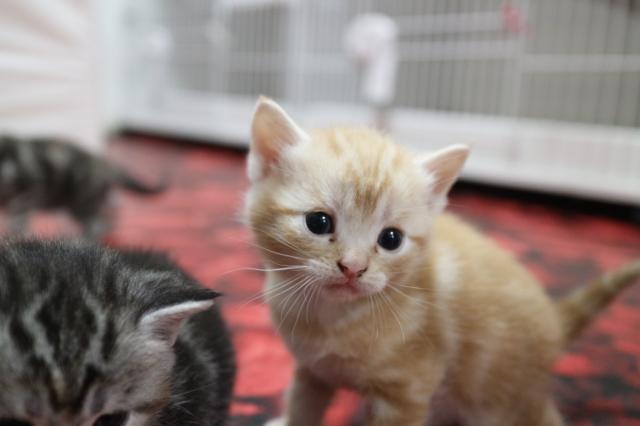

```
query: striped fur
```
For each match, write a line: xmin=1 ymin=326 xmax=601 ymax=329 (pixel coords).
xmin=0 ymin=135 xmax=165 ymax=239
xmin=245 ymin=98 xmax=640 ymax=426
xmin=0 ymin=240 xmax=235 ymax=426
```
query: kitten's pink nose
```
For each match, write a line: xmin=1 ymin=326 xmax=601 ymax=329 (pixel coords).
xmin=337 ymin=260 xmax=368 ymax=278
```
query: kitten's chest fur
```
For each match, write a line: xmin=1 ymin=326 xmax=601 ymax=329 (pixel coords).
xmin=279 ymin=303 xmax=391 ymax=390
xmin=308 ymin=353 xmax=365 ymax=389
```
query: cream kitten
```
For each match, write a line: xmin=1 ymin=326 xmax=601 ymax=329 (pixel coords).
xmin=245 ymin=97 xmax=640 ymax=426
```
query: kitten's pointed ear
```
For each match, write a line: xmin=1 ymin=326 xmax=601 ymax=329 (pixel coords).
xmin=139 ymin=292 xmax=219 ymax=346
xmin=249 ymin=96 xmax=310 ymax=181
xmin=418 ymin=144 xmax=469 ymax=209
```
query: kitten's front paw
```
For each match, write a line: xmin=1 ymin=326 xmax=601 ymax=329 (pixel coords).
xmin=264 ymin=417 xmax=288 ymax=426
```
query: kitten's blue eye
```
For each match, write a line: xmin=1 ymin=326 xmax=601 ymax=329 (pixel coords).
xmin=94 ymin=412 xmax=128 ymax=426
xmin=305 ymin=212 xmax=334 ymax=235
xmin=0 ymin=420 xmax=32 ymax=426
xmin=378 ymin=228 xmax=403 ymax=251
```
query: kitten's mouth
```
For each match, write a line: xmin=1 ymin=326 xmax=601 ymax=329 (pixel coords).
xmin=324 ymin=280 xmax=362 ymax=296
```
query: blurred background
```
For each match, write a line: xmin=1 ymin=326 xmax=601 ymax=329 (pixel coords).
xmin=112 ymin=0 xmax=640 ymax=204
xmin=1 ymin=1 xmax=640 ymax=424
xmin=1 ymin=0 xmax=638 ymax=203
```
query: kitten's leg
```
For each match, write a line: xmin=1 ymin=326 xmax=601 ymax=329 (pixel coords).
xmin=75 ymin=205 xmax=114 ymax=241
xmin=6 ymin=197 xmax=32 ymax=236
xmin=81 ymin=215 xmax=112 ymax=240
xmin=515 ymin=399 xmax=563 ymax=426
xmin=367 ymin=391 xmax=432 ymax=426
xmin=539 ymin=400 xmax=564 ymax=426
xmin=473 ymin=398 xmax=564 ymax=426
xmin=365 ymin=365 xmax=444 ymax=426
xmin=7 ymin=210 xmax=30 ymax=236
xmin=266 ymin=367 xmax=335 ymax=426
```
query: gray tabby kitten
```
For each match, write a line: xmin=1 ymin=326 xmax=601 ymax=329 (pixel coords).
xmin=0 ymin=136 xmax=165 ymax=239
xmin=0 ymin=240 xmax=235 ymax=426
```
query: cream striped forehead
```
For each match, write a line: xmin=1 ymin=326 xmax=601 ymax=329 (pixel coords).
xmin=248 ymin=97 xmax=469 ymax=232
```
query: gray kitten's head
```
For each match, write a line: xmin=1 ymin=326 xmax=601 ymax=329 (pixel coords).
xmin=0 ymin=240 xmax=218 ymax=426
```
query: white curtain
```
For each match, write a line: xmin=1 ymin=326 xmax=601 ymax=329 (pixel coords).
xmin=0 ymin=0 xmax=104 ymax=153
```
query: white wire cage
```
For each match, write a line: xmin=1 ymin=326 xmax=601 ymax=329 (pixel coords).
xmin=117 ymin=0 xmax=640 ymax=204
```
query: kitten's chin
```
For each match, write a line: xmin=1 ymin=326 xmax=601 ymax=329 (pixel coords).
xmin=320 ymin=280 xmax=378 ymax=302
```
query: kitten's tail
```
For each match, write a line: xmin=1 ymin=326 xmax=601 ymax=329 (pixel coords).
xmin=112 ymin=168 xmax=169 ymax=194
xmin=556 ymin=260 xmax=640 ymax=343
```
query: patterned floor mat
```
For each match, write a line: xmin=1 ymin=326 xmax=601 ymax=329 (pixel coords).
xmin=24 ymin=134 xmax=640 ymax=425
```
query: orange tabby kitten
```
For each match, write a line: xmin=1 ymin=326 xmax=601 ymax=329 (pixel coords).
xmin=245 ymin=97 xmax=640 ymax=426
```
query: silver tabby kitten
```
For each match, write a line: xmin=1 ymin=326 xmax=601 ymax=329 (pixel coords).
xmin=0 ymin=136 xmax=165 ymax=239
xmin=0 ymin=240 xmax=235 ymax=426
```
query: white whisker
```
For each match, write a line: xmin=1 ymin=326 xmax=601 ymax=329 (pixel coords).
xmin=368 ymin=294 xmax=380 ymax=342
xmin=291 ymin=278 xmax=319 ymax=343
xmin=379 ymin=291 xmax=406 ymax=342
xmin=220 ymin=264 xmax=309 ymax=277
xmin=394 ymin=283 xmax=426 ymax=290
xmin=273 ymin=276 xmax=315 ymax=334
xmin=305 ymin=283 xmax=320 ymax=325
xmin=388 ymin=283 xmax=437 ymax=310
xmin=227 ymin=233 xmax=307 ymax=262
xmin=240 ymin=272 xmax=307 ymax=306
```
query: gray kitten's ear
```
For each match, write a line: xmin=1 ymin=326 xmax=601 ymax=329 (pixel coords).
xmin=418 ymin=144 xmax=469 ymax=209
xmin=139 ymin=296 xmax=217 ymax=346
xmin=248 ymin=96 xmax=310 ymax=181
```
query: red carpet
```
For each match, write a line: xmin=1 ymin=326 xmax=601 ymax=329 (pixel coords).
xmin=63 ymin=135 xmax=640 ymax=425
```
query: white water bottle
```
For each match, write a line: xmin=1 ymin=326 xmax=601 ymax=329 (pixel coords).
xmin=344 ymin=14 xmax=398 ymax=130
